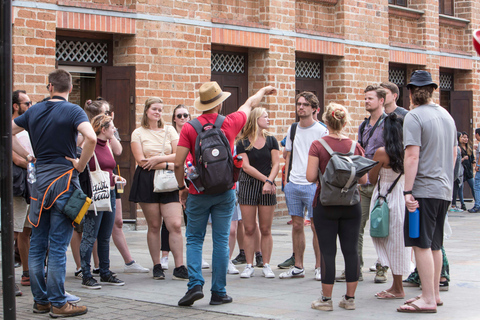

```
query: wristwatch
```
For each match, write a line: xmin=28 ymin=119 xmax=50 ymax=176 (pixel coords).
xmin=178 ymin=185 xmax=186 ymax=191
xmin=403 ymin=190 xmax=413 ymax=196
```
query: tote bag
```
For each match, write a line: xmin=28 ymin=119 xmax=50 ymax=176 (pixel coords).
xmin=153 ymin=127 xmax=178 ymax=193
xmin=88 ymin=153 xmax=112 ymax=212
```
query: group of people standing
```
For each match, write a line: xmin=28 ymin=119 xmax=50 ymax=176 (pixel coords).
xmin=11 ymin=68 xmax=457 ymax=317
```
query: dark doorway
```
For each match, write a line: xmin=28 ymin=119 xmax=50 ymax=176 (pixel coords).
xmin=295 ymin=58 xmax=324 ymax=121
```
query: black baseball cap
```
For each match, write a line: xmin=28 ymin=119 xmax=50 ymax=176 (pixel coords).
xmin=406 ymin=70 xmax=438 ymax=89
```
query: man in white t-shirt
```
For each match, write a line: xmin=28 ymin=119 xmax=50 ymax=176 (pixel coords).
xmin=280 ymin=92 xmax=328 ymax=280
xmin=12 ymin=90 xmax=34 ymax=296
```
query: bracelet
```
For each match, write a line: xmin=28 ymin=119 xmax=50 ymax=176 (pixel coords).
xmin=403 ymin=190 xmax=413 ymax=195
xmin=265 ymin=179 xmax=274 ymax=185
xmin=166 ymin=162 xmax=169 ymax=170
xmin=178 ymin=185 xmax=186 ymax=190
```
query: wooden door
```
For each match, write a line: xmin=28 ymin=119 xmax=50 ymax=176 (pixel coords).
xmin=97 ymin=66 xmax=136 ymax=220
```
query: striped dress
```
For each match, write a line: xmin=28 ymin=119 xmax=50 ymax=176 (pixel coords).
xmin=370 ymin=167 xmax=412 ymax=275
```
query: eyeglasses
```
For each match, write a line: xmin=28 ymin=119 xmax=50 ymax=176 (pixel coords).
xmin=176 ymin=113 xmax=189 ymax=119
xmin=105 ymin=110 xmax=112 ymax=116
xmin=296 ymin=102 xmax=311 ymax=107
xmin=46 ymin=83 xmax=52 ymax=90
xmin=20 ymin=101 xmax=32 ymax=107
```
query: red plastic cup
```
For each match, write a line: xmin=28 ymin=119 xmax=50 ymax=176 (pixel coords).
xmin=473 ymin=29 xmax=480 ymax=55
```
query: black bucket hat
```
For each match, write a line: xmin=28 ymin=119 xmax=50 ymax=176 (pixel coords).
xmin=406 ymin=70 xmax=438 ymax=89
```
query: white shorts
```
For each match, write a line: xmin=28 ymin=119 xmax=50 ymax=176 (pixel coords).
xmin=13 ymin=197 xmax=31 ymax=232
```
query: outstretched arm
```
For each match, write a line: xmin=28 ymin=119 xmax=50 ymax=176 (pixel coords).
xmin=238 ymin=86 xmax=277 ymax=119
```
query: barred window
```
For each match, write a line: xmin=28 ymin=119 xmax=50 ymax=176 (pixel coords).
xmin=211 ymin=53 xmax=245 ymax=73
xmin=56 ymin=39 xmax=108 ymax=65
xmin=295 ymin=60 xmax=322 ymax=79
xmin=440 ymin=73 xmax=453 ymax=91
xmin=389 ymin=68 xmax=406 ymax=87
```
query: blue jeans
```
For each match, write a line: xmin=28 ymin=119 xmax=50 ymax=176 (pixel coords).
xmin=458 ymin=177 xmax=475 ymax=207
xmin=29 ymin=187 xmax=74 ymax=308
xmin=474 ymin=171 xmax=480 ymax=209
xmin=80 ymin=190 xmax=116 ymax=279
xmin=185 ymin=189 xmax=235 ymax=295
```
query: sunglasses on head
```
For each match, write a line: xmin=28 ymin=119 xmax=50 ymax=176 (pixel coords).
xmin=176 ymin=113 xmax=189 ymax=119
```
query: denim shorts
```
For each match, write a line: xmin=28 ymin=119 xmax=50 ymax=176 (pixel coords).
xmin=284 ymin=182 xmax=316 ymax=218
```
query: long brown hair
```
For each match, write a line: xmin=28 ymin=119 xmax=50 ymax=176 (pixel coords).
xmin=236 ymin=107 xmax=272 ymax=151
xmin=91 ymin=114 xmax=113 ymax=135
xmin=142 ymin=97 xmax=164 ymax=129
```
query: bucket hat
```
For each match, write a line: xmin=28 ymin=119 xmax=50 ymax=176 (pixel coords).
xmin=194 ymin=82 xmax=231 ymax=112
xmin=406 ymin=70 xmax=438 ymax=89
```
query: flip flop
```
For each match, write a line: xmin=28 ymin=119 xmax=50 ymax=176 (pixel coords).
xmin=375 ymin=290 xmax=404 ymax=299
xmin=404 ymin=296 xmax=443 ymax=306
xmin=397 ymin=302 xmax=437 ymax=313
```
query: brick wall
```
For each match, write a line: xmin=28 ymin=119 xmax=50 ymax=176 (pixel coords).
xmin=212 ymin=0 xmax=260 ymax=24
xmin=295 ymin=0 xmax=337 ymax=36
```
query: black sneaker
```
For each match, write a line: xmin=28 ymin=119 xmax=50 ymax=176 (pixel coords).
xmin=210 ymin=292 xmax=233 ymax=305
xmin=232 ymin=251 xmax=246 ymax=265
xmin=82 ymin=277 xmax=102 ymax=290
xmin=100 ymin=273 xmax=125 ymax=286
xmin=74 ymin=269 xmax=83 ymax=280
xmin=173 ymin=265 xmax=189 ymax=280
xmin=255 ymin=253 xmax=264 ymax=268
xmin=153 ymin=264 xmax=165 ymax=280
xmin=178 ymin=285 xmax=204 ymax=306
xmin=92 ymin=268 xmax=100 ymax=276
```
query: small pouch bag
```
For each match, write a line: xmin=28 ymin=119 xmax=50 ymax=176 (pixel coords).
xmin=63 ymin=189 xmax=92 ymax=224
xmin=153 ymin=128 xmax=178 ymax=193
xmin=370 ymin=173 xmax=402 ymax=238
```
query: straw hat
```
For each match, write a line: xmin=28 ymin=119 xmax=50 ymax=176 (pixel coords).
xmin=194 ymin=81 xmax=231 ymax=112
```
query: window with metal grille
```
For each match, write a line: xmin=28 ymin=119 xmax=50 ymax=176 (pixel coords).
xmin=388 ymin=0 xmax=407 ymax=7
xmin=295 ymin=60 xmax=322 ymax=79
xmin=389 ymin=68 xmax=406 ymax=87
xmin=440 ymin=73 xmax=453 ymax=91
xmin=56 ymin=40 xmax=109 ymax=65
xmin=211 ymin=53 xmax=245 ymax=73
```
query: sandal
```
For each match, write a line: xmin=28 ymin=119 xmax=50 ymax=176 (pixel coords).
xmin=375 ymin=290 xmax=404 ymax=299
xmin=397 ymin=302 xmax=437 ymax=313
xmin=404 ymin=296 xmax=443 ymax=306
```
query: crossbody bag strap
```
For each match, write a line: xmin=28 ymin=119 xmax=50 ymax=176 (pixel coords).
xmin=363 ymin=113 xmax=387 ymax=148
xmin=378 ymin=173 xmax=402 ymax=199
xmin=160 ymin=127 xmax=168 ymax=156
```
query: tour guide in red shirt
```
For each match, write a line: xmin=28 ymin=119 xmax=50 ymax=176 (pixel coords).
xmin=175 ymin=81 xmax=276 ymax=306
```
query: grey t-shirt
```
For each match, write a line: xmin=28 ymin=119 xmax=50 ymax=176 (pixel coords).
xmin=391 ymin=106 xmax=409 ymax=119
xmin=403 ymin=103 xmax=457 ymax=201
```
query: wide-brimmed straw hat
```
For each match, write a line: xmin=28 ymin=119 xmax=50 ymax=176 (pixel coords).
xmin=406 ymin=70 xmax=438 ymax=89
xmin=194 ymin=81 xmax=231 ymax=112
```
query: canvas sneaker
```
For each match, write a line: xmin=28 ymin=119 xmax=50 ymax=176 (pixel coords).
xmin=227 ymin=260 xmax=239 ymax=274
xmin=173 ymin=265 xmax=189 ymax=280
xmin=82 ymin=277 xmax=101 ymax=290
xmin=314 ymin=267 xmax=322 ymax=281
xmin=232 ymin=251 xmax=246 ymax=265
xmin=262 ymin=264 xmax=275 ymax=278
xmin=279 ymin=266 xmax=305 ymax=279
xmin=65 ymin=291 xmax=81 ymax=304
xmin=311 ymin=298 xmax=333 ymax=311
xmin=255 ymin=253 xmax=264 ymax=267
xmin=160 ymin=256 xmax=169 ymax=270
xmin=74 ymin=269 xmax=83 ymax=280
xmin=50 ymin=303 xmax=87 ymax=318
xmin=202 ymin=259 xmax=210 ymax=269
xmin=153 ymin=264 xmax=165 ymax=280
xmin=338 ymin=296 xmax=355 ymax=310
xmin=124 ymin=261 xmax=149 ymax=273
xmin=100 ymin=273 xmax=125 ymax=286
xmin=240 ymin=265 xmax=255 ymax=278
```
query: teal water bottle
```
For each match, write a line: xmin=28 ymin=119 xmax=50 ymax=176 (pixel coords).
xmin=409 ymin=208 xmax=420 ymax=238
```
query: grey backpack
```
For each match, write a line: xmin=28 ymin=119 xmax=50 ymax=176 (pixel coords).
xmin=317 ymin=139 xmax=378 ymax=206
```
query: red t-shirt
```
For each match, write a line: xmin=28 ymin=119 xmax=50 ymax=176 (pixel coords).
xmin=178 ymin=111 xmax=247 ymax=194
xmin=308 ymin=136 xmax=365 ymax=207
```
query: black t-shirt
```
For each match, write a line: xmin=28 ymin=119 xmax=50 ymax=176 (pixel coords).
xmin=14 ymin=100 xmax=89 ymax=167
xmin=236 ymin=135 xmax=279 ymax=176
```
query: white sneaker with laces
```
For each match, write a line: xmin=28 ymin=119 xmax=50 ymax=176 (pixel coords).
xmin=240 ymin=264 xmax=255 ymax=278
xmin=160 ymin=256 xmax=169 ymax=270
xmin=228 ymin=261 xmax=239 ymax=274
xmin=279 ymin=266 xmax=305 ymax=279
xmin=202 ymin=259 xmax=210 ymax=269
xmin=262 ymin=264 xmax=275 ymax=278
xmin=124 ymin=261 xmax=149 ymax=273
xmin=314 ymin=267 xmax=321 ymax=281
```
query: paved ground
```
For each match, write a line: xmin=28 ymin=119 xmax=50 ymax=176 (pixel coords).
xmin=3 ymin=204 xmax=480 ymax=319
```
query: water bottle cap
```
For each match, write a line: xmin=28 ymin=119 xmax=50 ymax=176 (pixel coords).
xmin=187 ymin=161 xmax=192 ymax=166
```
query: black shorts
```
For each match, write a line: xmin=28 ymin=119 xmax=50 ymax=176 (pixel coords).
xmin=237 ymin=171 xmax=276 ymax=206
xmin=129 ymin=166 xmax=179 ymax=204
xmin=404 ymin=198 xmax=449 ymax=250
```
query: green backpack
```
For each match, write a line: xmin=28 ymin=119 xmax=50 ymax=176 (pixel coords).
xmin=370 ymin=174 xmax=402 ymax=238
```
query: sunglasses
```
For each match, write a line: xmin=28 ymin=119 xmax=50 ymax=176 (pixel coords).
xmin=20 ymin=101 xmax=32 ymax=106
xmin=105 ymin=110 xmax=112 ymax=116
xmin=176 ymin=113 xmax=189 ymax=119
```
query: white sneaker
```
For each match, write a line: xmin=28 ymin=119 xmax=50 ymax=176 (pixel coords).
xmin=338 ymin=296 xmax=355 ymax=310
xmin=369 ymin=264 xmax=377 ymax=272
xmin=160 ymin=256 xmax=169 ymax=270
xmin=279 ymin=266 xmax=305 ymax=279
xmin=314 ymin=267 xmax=321 ymax=281
xmin=262 ymin=264 xmax=275 ymax=278
xmin=311 ymin=297 xmax=333 ymax=311
xmin=202 ymin=259 xmax=210 ymax=269
xmin=227 ymin=261 xmax=239 ymax=274
xmin=124 ymin=261 xmax=149 ymax=273
xmin=240 ymin=264 xmax=255 ymax=278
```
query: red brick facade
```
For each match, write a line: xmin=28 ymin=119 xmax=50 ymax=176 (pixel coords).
xmin=12 ymin=0 xmax=480 ymax=220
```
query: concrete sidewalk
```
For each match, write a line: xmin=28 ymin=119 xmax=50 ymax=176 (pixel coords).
xmin=5 ymin=207 xmax=480 ymax=319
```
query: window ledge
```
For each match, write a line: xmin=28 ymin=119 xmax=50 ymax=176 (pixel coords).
xmin=311 ymin=0 xmax=338 ymax=4
xmin=439 ymin=14 xmax=469 ymax=28
xmin=388 ymin=5 xmax=424 ymax=20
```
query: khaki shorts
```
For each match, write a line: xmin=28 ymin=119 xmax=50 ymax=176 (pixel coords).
xmin=13 ymin=197 xmax=31 ymax=232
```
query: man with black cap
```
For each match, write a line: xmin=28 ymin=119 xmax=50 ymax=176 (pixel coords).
xmin=398 ymin=70 xmax=456 ymax=313
xmin=174 ymin=82 xmax=276 ymax=307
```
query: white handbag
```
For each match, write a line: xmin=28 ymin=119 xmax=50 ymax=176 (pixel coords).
xmin=153 ymin=127 xmax=178 ymax=193
xmin=88 ymin=153 xmax=112 ymax=212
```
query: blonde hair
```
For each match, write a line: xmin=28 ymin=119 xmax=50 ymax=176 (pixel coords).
xmin=142 ymin=97 xmax=164 ymax=129
xmin=236 ymin=107 xmax=271 ymax=151
xmin=322 ymin=102 xmax=349 ymax=134
xmin=91 ymin=114 xmax=113 ymax=135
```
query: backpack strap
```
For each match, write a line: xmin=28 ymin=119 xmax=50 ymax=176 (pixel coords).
xmin=189 ymin=118 xmax=203 ymax=135
xmin=286 ymin=122 xmax=298 ymax=183
xmin=348 ymin=140 xmax=356 ymax=155
xmin=213 ymin=114 xmax=226 ymax=129
xmin=318 ymin=138 xmax=334 ymax=155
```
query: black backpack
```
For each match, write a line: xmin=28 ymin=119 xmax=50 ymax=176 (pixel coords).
xmin=189 ymin=115 xmax=234 ymax=194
